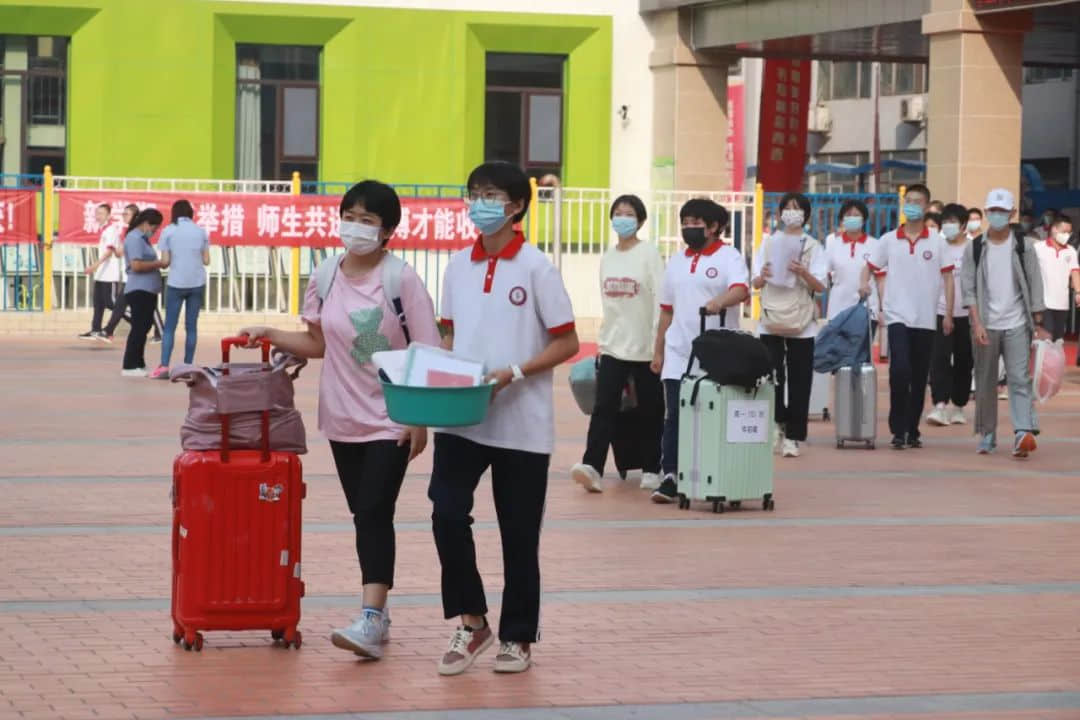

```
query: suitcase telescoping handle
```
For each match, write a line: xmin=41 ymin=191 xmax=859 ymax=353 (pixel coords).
xmin=218 ymin=334 xmax=271 ymax=464
xmin=698 ymin=306 xmax=728 ymax=336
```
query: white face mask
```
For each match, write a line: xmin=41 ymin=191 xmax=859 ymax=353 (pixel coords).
xmin=780 ymin=209 xmax=805 ymax=229
xmin=1055 ymin=231 xmax=1072 ymax=245
xmin=340 ymin=220 xmax=383 ymax=255
xmin=967 ymin=219 xmax=982 ymax=233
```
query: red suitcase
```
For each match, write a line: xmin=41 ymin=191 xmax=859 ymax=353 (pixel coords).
xmin=171 ymin=336 xmax=305 ymax=651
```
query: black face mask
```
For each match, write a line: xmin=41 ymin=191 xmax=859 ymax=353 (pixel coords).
xmin=682 ymin=227 xmax=708 ymax=251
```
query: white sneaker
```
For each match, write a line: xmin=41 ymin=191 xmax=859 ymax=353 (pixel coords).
xmin=781 ymin=438 xmax=801 ymax=458
xmin=926 ymin=403 xmax=949 ymax=426
xmin=493 ymin=641 xmax=532 ymax=673
xmin=949 ymin=405 xmax=967 ymax=425
xmin=998 ymin=388 xmax=1008 ymax=401
xmin=330 ymin=610 xmax=391 ymax=659
xmin=570 ymin=463 xmax=602 ymax=493
xmin=639 ymin=472 xmax=662 ymax=490
xmin=120 ymin=368 xmax=148 ymax=378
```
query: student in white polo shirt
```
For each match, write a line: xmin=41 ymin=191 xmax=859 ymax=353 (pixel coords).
xmin=927 ymin=203 xmax=974 ymax=427
xmin=825 ymin=199 xmax=884 ymax=331
xmin=860 ymin=183 xmax=955 ymax=450
xmin=1034 ymin=215 xmax=1079 ymax=342
xmin=649 ymin=198 xmax=749 ymax=503
xmin=431 ymin=161 xmax=578 ymax=677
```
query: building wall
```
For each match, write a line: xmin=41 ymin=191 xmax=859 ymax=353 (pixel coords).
xmin=0 ymin=0 xmax=627 ymax=189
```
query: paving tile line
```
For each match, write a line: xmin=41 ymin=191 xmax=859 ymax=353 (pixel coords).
xmin=4 ymin=581 xmax=1080 ymax=615
xmin=3 ymin=514 xmax=1080 ymax=536
xmin=192 ymin=691 xmax=1080 ymax=720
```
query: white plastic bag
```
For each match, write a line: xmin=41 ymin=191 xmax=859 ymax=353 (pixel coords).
xmin=1031 ymin=339 xmax=1065 ymax=404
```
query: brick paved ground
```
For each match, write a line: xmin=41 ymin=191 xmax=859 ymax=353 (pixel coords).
xmin=2 ymin=336 xmax=1079 ymax=720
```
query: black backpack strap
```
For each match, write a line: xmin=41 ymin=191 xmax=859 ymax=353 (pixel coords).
xmin=689 ymin=375 xmax=708 ymax=407
xmin=972 ymin=234 xmax=984 ymax=268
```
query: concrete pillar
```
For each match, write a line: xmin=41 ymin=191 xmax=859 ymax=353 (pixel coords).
xmin=2 ymin=36 xmax=27 ymax=176
xmin=647 ymin=8 xmax=729 ymax=191
xmin=923 ymin=0 xmax=1031 ymax=211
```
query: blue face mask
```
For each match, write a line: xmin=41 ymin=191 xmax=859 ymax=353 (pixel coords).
xmin=842 ymin=216 xmax=864 ymax=233
xmin=903 ymin=203 xmax=924 ymax=221
xmin=468 ymin=198 xmax=510 ymax=235
xmin=987 ymin=211 xmax=1011 ymax=230
xmin=612 ymin=216 xmax=638 ymax=238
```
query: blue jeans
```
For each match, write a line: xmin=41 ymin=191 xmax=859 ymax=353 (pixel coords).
xmin=161 ymin=285 xmax=204 ymax=367
xmin=661 ymin=379 xmax=681 ymax=476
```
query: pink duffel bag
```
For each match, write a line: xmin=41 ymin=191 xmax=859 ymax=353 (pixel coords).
xmin=170 ymin=340 xmax=308 ymax=455
xmin=1031 ymin=338 xmax=1065 ymax=404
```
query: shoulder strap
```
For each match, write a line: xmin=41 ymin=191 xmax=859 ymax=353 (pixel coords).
xmin=381 ymin=253 xmax=411 ymax=345
xmin=1015 ymin=233 xmax=1026 ymax=258
xmin=315 ymin=254 xmax=341 ymax=310
xmin=972 ymin=234 xmax=985 ymax=268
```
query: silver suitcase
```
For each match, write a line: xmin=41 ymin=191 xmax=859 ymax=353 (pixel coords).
xmin=834 ymin=363 xmax=877 ymax=449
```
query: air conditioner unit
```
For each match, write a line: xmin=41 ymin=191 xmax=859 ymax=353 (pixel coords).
xmin=900 ymin=96 xmax=927 ymax=124
xmin=808 ymin=104 xmax=832 ymax=134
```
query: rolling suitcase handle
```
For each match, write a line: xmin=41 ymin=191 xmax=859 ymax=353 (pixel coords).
xmin=219 ymin=335 xmax=272 ymax=463
xmin=685 ymin=307 xmax=730 ymax=406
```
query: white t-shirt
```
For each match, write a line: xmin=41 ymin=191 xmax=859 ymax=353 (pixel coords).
xmin=94 ymin=225 xmax=124 ymax=283
xmin=598 ymin=241 xmax=665 ymax=362
xmin=439 ymin=233 xmax=575 ymax=455
xmin=824 ymin=232 xmax=883 ymax=322
xmin=984 ymin=237 xmax=1026 ymax=330
xmin=1034 ymin=240 xmax=1080 ymax=311
xmin=752 ymin=231 xmax=828 ymax=339
xmin=659 ymin=242 xmax=748 ymax=381
xmin=937 ymin=238 xmax=969 ymax=318
xmin=868 ymin=226 xmax=953 ymax=331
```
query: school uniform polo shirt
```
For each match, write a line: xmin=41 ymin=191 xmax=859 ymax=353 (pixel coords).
xmin=867 ymin=226 xmax=953 ymax=331
xmin=439 ymin=232 xmax=575 ymax=455
xmin=1034 ymin=239 xmax=1080 ymax=311
xmin=824 ymin=232 xmax=883 ymax=322
xmin=659 ymin=241 xmax=749 ymax=381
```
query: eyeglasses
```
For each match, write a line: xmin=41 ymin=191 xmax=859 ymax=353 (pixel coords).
xmin=467 ymin=190 xmax=510 ymax=203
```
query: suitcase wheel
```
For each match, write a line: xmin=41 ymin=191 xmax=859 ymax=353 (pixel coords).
xmin=677 ymin=494 xmax=689 ymax=510
xmin=867 ymin=441 xmax=875 ymax=450
xmin=763 ymin=493 xmax=775 ymax=512
xmin=281 ymin=628 xmax=302 ymax=650
xmin=182 ymin=632 xmax=203 ymax=652
xmin=822 ymin=408 xmax=830 ymax=422
xmin=711 ymin=500 xmax=724 ymax=514
xmin=271 ymin=629 xmax=284 ymax=642
xmin=729 ymin=501 xmax=741 ymax=510
xmin=837 ymin=440 xmax=844 ymax=449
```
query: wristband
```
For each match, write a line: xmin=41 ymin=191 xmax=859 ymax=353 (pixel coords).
xmin=510 ymin=364 xmax=525 ymax=383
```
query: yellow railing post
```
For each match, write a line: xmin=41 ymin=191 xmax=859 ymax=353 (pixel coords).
xmin=42 ymin=165 xmax=54 ymax=314
xmin=751 ymin=182 xmax=764 ymax=321
xmin=898 ymin=184 xmax=906 ymax=225
xmin=527 ymin=176 xmax=539 ymax=245
xmin=288 ymin=171 xmax=302 ymax=316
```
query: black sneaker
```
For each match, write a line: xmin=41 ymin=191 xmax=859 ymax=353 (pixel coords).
xmin=906 ymin=435 xmax=923 ymax=449
xmin=78 ymin=331 xmax=96 ymax=340
xmin=651 ymin=475 xmax=678 ymax=504
xmin=890 ymin=436 xmax=907 ymax=450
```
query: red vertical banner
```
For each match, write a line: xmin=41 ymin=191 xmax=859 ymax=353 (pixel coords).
xmin=0 ymin=189 xmax=38 ymax=244
xmin=726 ymin=81 xmax=745 ymax=191
xmin=755 ymin=59 xmax=811 ymax=192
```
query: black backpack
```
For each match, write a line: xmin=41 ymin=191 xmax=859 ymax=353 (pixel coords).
xmin=971 ymin=232 xmax=1025 ymax=268
xmin=684 ymin=308 xmax=774 ymax=403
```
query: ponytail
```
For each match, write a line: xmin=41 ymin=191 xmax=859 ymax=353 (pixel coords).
xmin=127 ymin=208 xmax=164 ymax=238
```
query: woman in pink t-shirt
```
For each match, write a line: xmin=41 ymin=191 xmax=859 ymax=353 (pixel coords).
xmin=243 ymin=181 xmax=440 ymax=661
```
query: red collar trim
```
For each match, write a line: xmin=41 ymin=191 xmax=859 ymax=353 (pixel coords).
xmin=843 ymin=233 xmax=867 ymax=244
xmin=685 ymin=240 xmax=725 ymax=257
xmin=471 ymin=232 xmax=526 ymax=262
xmin=895 ymin=226 xmax=930 ymax=241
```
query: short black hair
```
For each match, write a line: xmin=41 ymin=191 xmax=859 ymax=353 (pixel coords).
xmin=1021 ymin=209 xmax=1037 ymax=220
xmin=171 ymin=199 xmax=194 ymax=224
xmin=679 ymin=198 xmax=729 ymax=233
xmin=969 ymin=207 xmax=983 ymax=219
xmin=340 ymin=180 xmax=402 ymax=231
xmin=904 ymin=183 xmax=931 ymax=201
xmin=941 ymin=203 xmax=967 ymax=224
xmin=610 ymin=194 xmax=647 ymax=223
xmin=467 ymin=161 xmax=531 ymax=223
xmin=928 ymin=200 xmax=945 ymax=212
xmin=924 ymin=212 xmax=942 ymax=227
xmin=97 ymin=203 xmax=111 ymax=214
xmin=1052 ymin=215 xmax=1073 ymax=228
xmin=838 ymin=199 xmax=869 ymax=223
xmin=778 ymin=192 xmax=811 ymax=218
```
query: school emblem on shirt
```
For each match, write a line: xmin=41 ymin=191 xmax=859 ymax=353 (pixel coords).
xmin=705 ymin=267 xmax=719 ymax=279
xmin=509 ymin=286 xmax=528 ymax=306
xmin=923 ymin=250 xmax=933 ymax=261
xmin=603 ymin=277 xmax=640 ymax=298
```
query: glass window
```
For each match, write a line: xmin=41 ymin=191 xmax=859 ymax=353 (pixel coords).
xmin=235 ymin=45 xmax=321 ymax=181
xmin=881 ymin=63 xmax=927 ymax=96
xmin=486 ymin=53 xmax=563 ymax=89
xmin=831 ymin=62 xmax=858 ymax=100
xmin=527 ymin=94 xmax=561 ymax=164
xmin=881 ymin=150 xmax=926 ymax=193
xmin=818 ymin=61 xmax=871 ymax=101
xmin=484 ymin=53 xmax=565 ymax=179
xmin=1023 ymin=157 xmax=1070 ymax=189
xmin=817 ymin=61 xmax=831 ymax=102
xmin=1024 ymin=67 xmax=1073 ymax=84
xmin=1 ymin=34 xmax=68 ymax=174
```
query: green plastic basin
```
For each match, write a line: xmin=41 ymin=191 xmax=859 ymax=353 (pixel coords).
xmin=381 ymin=381 xmax=494 ymax=427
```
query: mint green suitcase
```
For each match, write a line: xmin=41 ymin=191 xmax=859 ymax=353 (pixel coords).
xmin=676 ymin=378 xmax=776 ymax=513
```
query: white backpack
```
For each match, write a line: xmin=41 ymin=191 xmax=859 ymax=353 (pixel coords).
xmin=314 ymin=252 xmax=411 ymax=344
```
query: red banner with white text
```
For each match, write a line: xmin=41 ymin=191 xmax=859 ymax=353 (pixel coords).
xmin=57 ymin=190 xmax=477 ymax=250
xmin=0 ymin=189 xmax=38 ymax=244
xmin=755 ymin=59 xmax=811 ymax=193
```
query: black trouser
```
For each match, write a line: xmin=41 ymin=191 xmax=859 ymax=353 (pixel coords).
xmin=760 ymin=335 xmax=815 ymax=442
xmin=329 ymin=439 xmax=411 ymax=589
xmin=1044 ymin=309 xmax=1069 ymax=342
xmin=428 ymin=432 xmax=548 ymax=643
xmin=887 ymin=323 xmax=935 ymax=441
xmin=122 ymin=290 xmax=158 ymax=370
xmin=930 ymin=315 xmax=973 ymax=407
xmin=105 ymin=283 xmax=162 ymax=339
xmin=582 ymin=355 xmax=663 ymax=476
xmin=90 ymin=281 xmax=118 ymax=333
